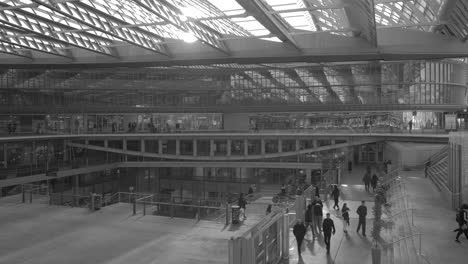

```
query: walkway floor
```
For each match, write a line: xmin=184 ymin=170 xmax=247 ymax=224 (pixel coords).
xmin=285 ymin=167 xmax=467 ymax=264
xmin=405 ymin=171 xmax=467 ymax=264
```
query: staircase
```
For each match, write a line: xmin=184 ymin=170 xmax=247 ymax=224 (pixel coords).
xmin=426 ymin=146 xmax=449 ymax=192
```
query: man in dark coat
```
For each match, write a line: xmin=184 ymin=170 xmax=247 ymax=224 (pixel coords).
xmin=312 ymin=196 xmax=323 ymax=234
xmin=363 ymin=172 xmax=371 ymax=193
xmin=331 ymin=185 xmax=340 ymax=210
xmin=322 ymin=213 xmax=336 ymax=254
xmin=455 ymin=205 xmax=468 ymax=243
xmin=293 ymin=220 xmax=307 ymax=256
xmin=356 ymin=201 xmax=367 ymax=236
xmin=305 ymin=203 xmax=316 ymax=238
xmin=371 ymin=173 xmax=379 ymax=192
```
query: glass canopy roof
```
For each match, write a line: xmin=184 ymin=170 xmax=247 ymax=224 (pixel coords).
xmin=0 ymin=0 xmax=466 ymax=62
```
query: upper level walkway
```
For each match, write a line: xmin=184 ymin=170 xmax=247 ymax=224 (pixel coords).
xmin=0 ymin=130 xmax=450 ymax=143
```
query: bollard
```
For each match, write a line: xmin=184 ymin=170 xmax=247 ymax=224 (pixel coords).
xmin=143 ymin=200 xmax=146 ymax=216
xmin=133 ymin=199 xmax=136 ymax=215
xmin=170 ymin=197 xmax=174 ymax=218
xmin=29 ymin=190 xmax=32 ymax=203
xmin=22 ymin=186 xmax=25 ymax=203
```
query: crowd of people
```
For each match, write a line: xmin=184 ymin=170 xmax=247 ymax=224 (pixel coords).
xmin=293 ymin=188 xmax=369 ymax=256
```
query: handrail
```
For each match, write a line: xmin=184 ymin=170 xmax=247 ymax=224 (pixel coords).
xmin=384 ymin=233 xmax=423 ymax=256
xmin=385 ymin=208 xmax=415 ymax=225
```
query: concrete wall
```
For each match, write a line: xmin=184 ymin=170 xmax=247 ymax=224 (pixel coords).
xmin=224 ymin=113 xmax=250 ymax=131
xmin=385 ymin=142 xmax=446 ymax=169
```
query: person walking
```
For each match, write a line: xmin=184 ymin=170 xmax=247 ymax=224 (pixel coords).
xmin=293 ymin=220 xmax=307 ymax=256
xmin=408 ymin=119 xmax=413 ymax=133
xmin=371 ymin=173 xmax=379 ymax=192
xmin=314 ymin=185 xmax=320 ymax=199
xmin=455 ymin=205 xmax=468 ymax=243
xmin=363 ymin=171 xmax=371 ymax=193
xmin=312 ymin=196 xmax=323 ymax=234
xmin=341 ymin=203 xmax=350 ymax=233
xmin=266 ymin=204 xmax=272 ymax=215
xmin=331 ymin=185 xmax=340 ymax=210
xmin=238 ymin=193 xmax=247 ymax=220
xmin=322 ymin=213 xmax=336 ymax=254
xmin=356 ymin=201 xmax=367 ymax=236
xmin=281 ymin=184 xmax=286 ymax=195
xmin=305 ymin=203 xmax=316 ymax=238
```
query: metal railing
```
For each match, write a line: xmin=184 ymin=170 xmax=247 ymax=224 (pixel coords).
xmin=384 ymin=232 xmax=423 ymax=256
xmin=21 ymin=184 xmax=49 ymax=203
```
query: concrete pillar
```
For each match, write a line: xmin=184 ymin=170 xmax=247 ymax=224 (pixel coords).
xmin=244 ymin=139 xmax=248 ymax=156
xmin=313 ymin=139 xmax=317 ymax=148
xmin=331 ymin=139 xmax=336 ymax=145
xmin=104 ymin=139 xmax=109 ymax=162
xmin=295 ymin=139 xmax=300 ymax=151
xmin=123 ymin=139 xmax=127 ymax=162
xmin=227 ymin=139 xmax=231 ymax=157
xmin=3 ymin=143 xmax=7 ymax=168
xmin=141 ymin=139 xmax=145 ymax=153
xmin=85 ymin=139 xmax=89 ymax=166
xmin=278 ymin=139 xmax=282 ymax=153
xmin=210 ymin=139 xmax=215 ymax=157
xmin=158 ymin=139 xmax=162 ymax=154
xmin=32 ymin=141 xmax=37 ymax=167
xmin=176 ymin=139 xmax=180 ymax=156
xmin=261 ymin=139 xmax=265 ymax=155
xmin=193 ymin=139 xmax=197 ymax=157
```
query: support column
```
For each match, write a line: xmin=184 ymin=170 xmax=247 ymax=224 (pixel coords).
xmin=331 ymin=139 xmax=336 ymax=145
xmin=261 ymin=139 xmax=265 ymax=155
xmin=141 ymin=139 xmax=145 ymax=153
xmin=210 ymin=139 xmax=215 ymax=157
xmin=295 ymin=139 xmax=300 ymax=151
xmin=193 ymin=139 xmax=197 ymax=157
xmin=278 ymin=139 xmax=282 ymax=153
xmin=305 ymin=169 xmax=312 ymax=185
xmin=3 ymin=143 xmax=7 ymax=168
xmin=158 ymin=139 xmax=162 ymax=154
xmin=176 ymin=139 xmax=180 ymax=156
xmin=85 ymin=139 xmax=89 ymax=166
xmin=313 ymin=139 xmax=318 ymax=148
xmin=123 ymin=139 xmax=127 ymax=162
xmin=244 ymin=139 xmax=248 ymax=156
xmin=32 ymin=141 xmax=37 ymax=167
xmin=227 ymin=139 xmax=231 ymax=157
xmin=104 ymin=139 xmax=108 ymax=162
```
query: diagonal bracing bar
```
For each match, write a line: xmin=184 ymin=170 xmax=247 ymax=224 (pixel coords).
xmin=31 ymin=0 xmax=170 ymax=56
xmin=0 ymin=25 xmax=72 ymax=59
xmin=235 ymin=0 xmax=301 ymax=51
xmin=283 ymin=69 xmax=322 ymax=103
xmin=306 ymin=68 xmax=342 ymax=103
xmin=0 ymin=2 xmax=118 ymax=57
xmin=342 ymin=0 xmax=378 ymax=46
xmin=0 ymin=41 xmax=31 ymax=59
xmin=132 ymin=0 xmax=230 ymax=54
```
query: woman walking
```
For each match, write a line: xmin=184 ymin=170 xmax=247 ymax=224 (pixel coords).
xmin=341 ymin=203 xmax=350 ymax=233
xmin=331 ymin=185 xmax=340 ymax=210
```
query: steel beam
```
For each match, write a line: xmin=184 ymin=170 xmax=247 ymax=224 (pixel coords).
xmin=235 ymin=0 xmax=301 ymax=51
xmin=0 ymin=41 xmax=32 ymax=59
xmin=257 ymin=70 xmax=300 ymax=100
xmin=0 ymin=25 xmax=72 ymax=59
xmin=0 ymin=2 xmax=118 ymax=57
xmin=342 ymin=0 xmax=378 ymax=46
xmin=31 ymin=0 xmax=170 ymax=56
xmin=283 ymin=69 xmax=322 ymax=103
xmin=306 ymin=68 xmax=342 ymax=104
xmin=132 ymin=0 xmax=230 ymax=54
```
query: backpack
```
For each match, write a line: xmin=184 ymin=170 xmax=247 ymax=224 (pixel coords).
xmin=456 ymin=211 xmax=463 ymax=223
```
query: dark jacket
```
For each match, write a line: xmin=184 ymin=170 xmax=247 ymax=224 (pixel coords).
xmin=238 ymin=197 xmax=247 ymax=209
xmin=341 ymin=207 xmax=350 ymax=221
xmin=313 ymin=200 xmax=323 ymax=216
xmin=293 ymin=223 xmax=307 ymax=239
xmin=314 ymin=186 xmax=320 ymax=198
xmin=331 ymin=188 xmax=340 ymax=199
xmin=322 ymin=218 xmax=336 ymax=234
xmin=371 ymin=175 xmax=378 ymax=186
xmin=305 ymin=204 xmax=313 ymax=222
xmin=357 ymin=205 xmax=367 ymax=219
xmin=363 ymin=173 xmax=371 ymax=183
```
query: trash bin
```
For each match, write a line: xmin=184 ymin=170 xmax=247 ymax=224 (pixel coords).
xmin=90 ymin=193 xmax=102 ymax=211
xmin=231 ymin=205 xmax=240 ymax=224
